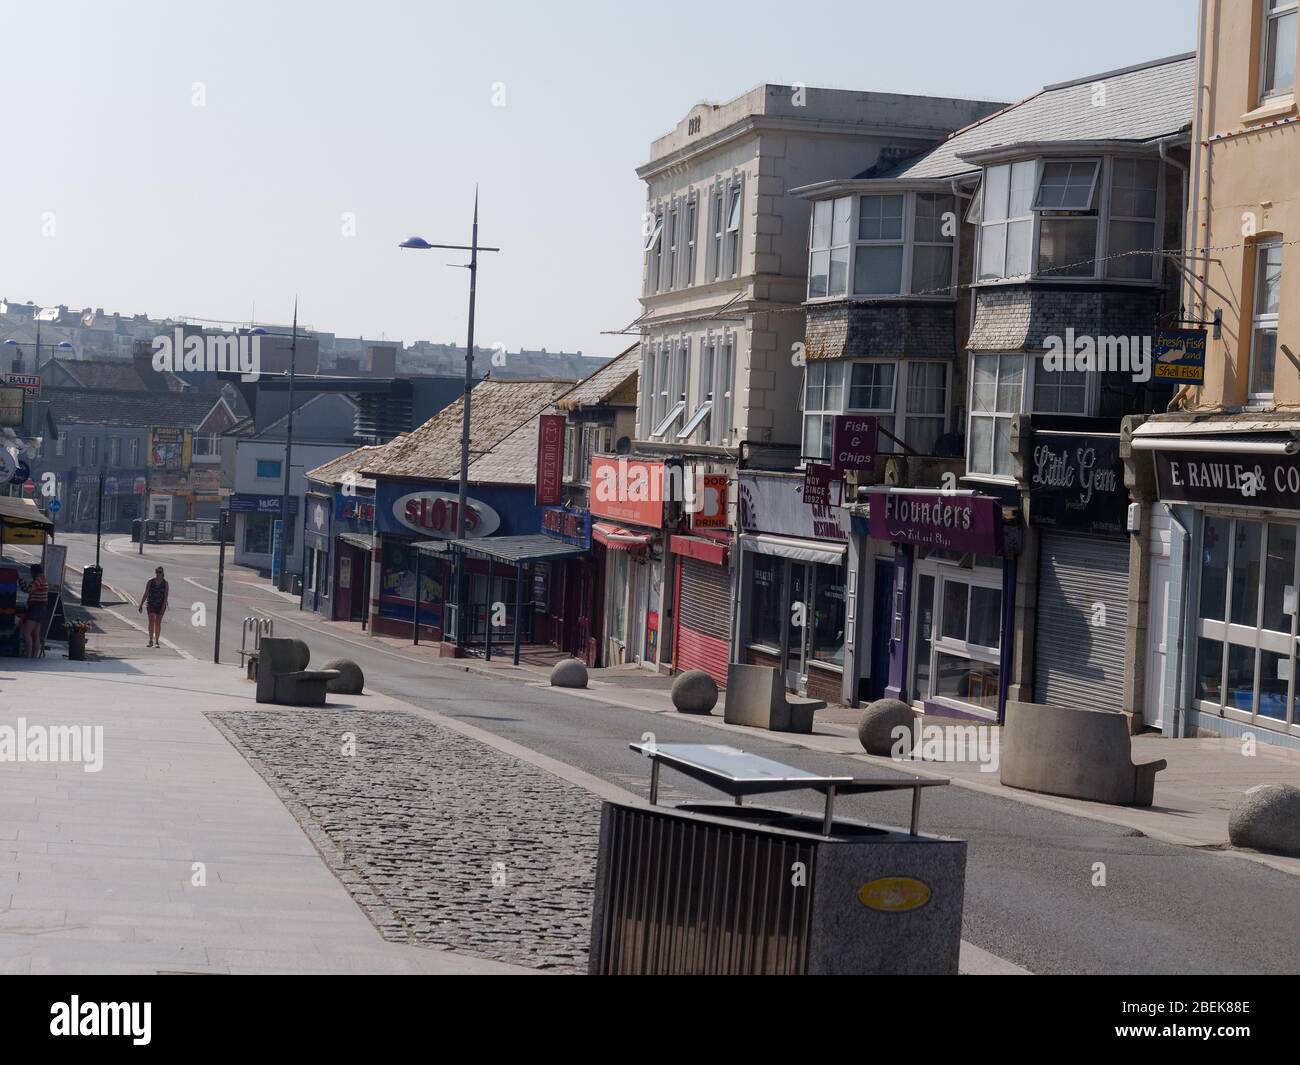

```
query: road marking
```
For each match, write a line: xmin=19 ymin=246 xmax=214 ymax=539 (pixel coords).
xmin=958 ymin=940 xmax=1032 ymax=975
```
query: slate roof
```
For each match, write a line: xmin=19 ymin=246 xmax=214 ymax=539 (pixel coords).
xmin=45 ymin=387 xmax=219 ymax=429
xmin=875 ymin=53 xmax=1195 ymax=182
xmin=45 ymin=357 xmax=188 ymax=393
xmin=358 ymin=379 xmax=572 ymax=481
xmin=555 ymin=343 xmax=640 ymax=412
xmin=304 ymin=444 xmax=391 ymax=492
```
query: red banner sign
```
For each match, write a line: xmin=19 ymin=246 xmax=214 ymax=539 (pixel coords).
xmin=831 ymin=415 xmax=878 ymax=472
xmin=535 ymin=414 xmax=565 ymax=506
xmin=589 ymin=455 xmax=665 ymax=528
xmin=802 ymin=462 xmax=838 ymax=508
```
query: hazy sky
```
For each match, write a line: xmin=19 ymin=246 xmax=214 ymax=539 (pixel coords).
xmin=0 ymin=0 xmax=1195 ymax=361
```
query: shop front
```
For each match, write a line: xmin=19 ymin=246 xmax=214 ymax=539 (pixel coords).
xmin=230 ymin=493 xmax=298 ymax=571
xmin=589 ymin=456 xmax=667 ymax=670
xmin=1140 ymin=428 xmax=1300 ymax=749
xmin=370 ymin=478 xmax=542 ymax=641
xmin=736 ymin=470 xmax=850 ymax=705
xmin=670 ymin=471 xmax=731 ymax=688
xmin=536 ymin=506 xmax=603 ymax=666
xmin=301 ymin=492 xmax=332 ymax=616
xmin=1027 ymin=430 xmax=1131 ymax=714
xmin=863 ymin=486 xmax=1016 ymax=722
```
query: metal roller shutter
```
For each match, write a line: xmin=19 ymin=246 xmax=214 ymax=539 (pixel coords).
xmin=1033 ymin=531 xmax=1129 ymax=712
xmin=676 ymin=556 xmax=732 ymax=686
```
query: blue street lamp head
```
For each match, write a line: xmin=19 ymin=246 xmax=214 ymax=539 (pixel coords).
xmin=2 ymin=339 xmax=16 ymax=346
xmin=249 ymin=327 xmax=268 ymax=336
xmin=399 ymin=236 xmax=433 ymax=250
xmin=56 ymin=341 xmax=73 ymax=349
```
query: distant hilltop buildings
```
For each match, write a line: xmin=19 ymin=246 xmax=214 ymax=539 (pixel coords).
xmin=0 ymin=297 xmax=605 ymax=381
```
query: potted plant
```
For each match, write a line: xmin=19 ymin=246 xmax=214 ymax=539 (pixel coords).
xmin=68 ymin=620 xmax=90 ymax=661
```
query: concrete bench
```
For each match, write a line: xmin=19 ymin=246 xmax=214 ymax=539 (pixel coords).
xmin=1000 ymin=700 xmax=1167 ymax=807
xmin=723 ymin=663 xmax=826 ymax=735
xmin=255 ymin=637 xmax=340 ymax=707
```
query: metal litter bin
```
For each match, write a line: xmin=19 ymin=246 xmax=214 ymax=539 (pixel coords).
xmin=588 ymin=743 xmax=966 ymax=975
xmin=80 ymin=565 xmax=103 ymax=608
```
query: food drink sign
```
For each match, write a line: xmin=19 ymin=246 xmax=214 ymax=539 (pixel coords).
xmin=1152 ymin=329 xmax=1207 ymax=384
xmin=830 ymin=415 xmax=878 ymax=472
xmin=867 ymin=489 xmax=1004 ymax=554
xmin=1029 ymin=432 xmax=1126 ymax=534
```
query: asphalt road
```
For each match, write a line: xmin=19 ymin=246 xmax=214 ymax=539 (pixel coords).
xmin=36 ymin=532 xmax=1300 ymax=975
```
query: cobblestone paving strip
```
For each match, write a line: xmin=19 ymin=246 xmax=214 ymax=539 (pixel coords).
xmin=209 ymin=709 xmax=600 ymax=972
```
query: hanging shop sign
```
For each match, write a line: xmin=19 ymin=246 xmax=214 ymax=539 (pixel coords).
xmin=1152 ymin=329 xmax=1207 ymax=384
xmin=689 ymin=473 xmax=728 ymax=529
xmin=535 ymin=414 xmax=565 ymax=507
xmin=0 ymin=387 xmax=23 ymax=428
xmin=2 ymin=373 xmax=41 ymax=398
xmin=802 ymin=462 xmax=839 ymax=508
xmin=334 ymin=493 xmax=376 ymax=529
xmin=1154 ymin=449 xmax=1300 ymax=512
xmin=305 ymin=494 xmax=331 ymax=551
xmin=867 ymin=488 xmax=1004 ymax=555
xmin=738 ymin=471 xmax=848 ymax=541
xmin=1028 ymin=432 xmax=1126 ymax=534
xmin=541 ymin=506 xmax=592 ymax=549
xmin=589 ymin=456 xmax=665 ymax=529
xmin=830 ymin=415 xmax=878 ymax=472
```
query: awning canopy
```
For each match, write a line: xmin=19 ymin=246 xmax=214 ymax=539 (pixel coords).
xmin=0 ymin=496 xmax=53 ymax=531
xmin=1131 ymin=418 xmax=1300 ymax=455
xmin=336 ymin=532 xmax=373 ymax=551
xmin=738 ymin=532 xmax=846 ymax=566
xmin=443 ymin=534 xmax=587 ymax=565
xmin=593 ymin=522 xmax=653 ymax=550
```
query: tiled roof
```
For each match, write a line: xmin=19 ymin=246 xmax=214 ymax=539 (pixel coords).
xmin=46 ymin=357 xmax=187 ymax=393
xmin=45 ymin=387 xmax=219 ymax=429
xmin=878 ymin=53 xmax=1195 ymax=182
xmin=304 ymin=443 xmax=391 ymax=491
xmin=358 ymin=378 xmax=572 ymax=481
xmin=555 ymin=343 xmax=640 ymax=412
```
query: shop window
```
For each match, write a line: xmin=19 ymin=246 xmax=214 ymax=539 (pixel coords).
xmin=1194 ymin=516 xmax=1300 ymax=730
xmin=244 ymin=514 xmax=271 ymax=554
xmin=1249 ymin=240 xmax=1282 ymax=403
xmin=810 ymin=561 xmax=846 ymax=667
xmin=916 ymin=570 xmax=1002 ymax=714
xmin=749 ymin=554 xmax=784 ymax=651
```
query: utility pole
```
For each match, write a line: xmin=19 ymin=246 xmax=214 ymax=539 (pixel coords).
xmin=214 ymin=509 xmax=227 ymax=663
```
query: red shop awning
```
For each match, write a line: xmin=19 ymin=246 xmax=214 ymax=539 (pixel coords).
xmin=668 ymin=533 xmax=728 ymax=566
xmin=593 ymin=522 xmax=653 ymax=550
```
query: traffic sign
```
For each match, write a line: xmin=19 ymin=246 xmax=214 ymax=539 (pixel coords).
xmin=48 ymin=499 xmax=62 ymax=514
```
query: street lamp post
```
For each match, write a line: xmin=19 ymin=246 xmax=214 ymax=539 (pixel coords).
xmin=3 ymin=332 xmax=74 ymax=374
xmin=399 ymin=191 xmax=499 ymax=644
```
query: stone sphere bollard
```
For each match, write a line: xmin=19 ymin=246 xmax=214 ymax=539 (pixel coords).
xmin=671 ymin=669 xmax=718 ymax=714
xmin=1228 ymin=783 xmax=1300 ymax=857
xmin=858 ymin=698 xmax=918 ymax=757
xmin=321 ymin=658 xmax=365 ymax=694
xmin=550 ymin=658 xmax=589 ymax=689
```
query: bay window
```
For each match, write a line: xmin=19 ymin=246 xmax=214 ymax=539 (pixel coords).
xmin=803 ymin=359 xmax=949 ymax=460
xmin=979 ymin=160 xmax=1036 ymax=280
xmin=805 ymin=191 xmax=955 ymax=299
xmin=1262 ymin=0 xmax=1297 ymax=99
xmin=968 ymin=354 xmax=1024 ymax=478
xmin=801 ymin=361 xmax=845 ymax=460
xmin=977 ymin=154 xmax=1163 ymax=283
xmin=1249 ymin=240 xmax=1282 ymax=402
xmin=1031 ymin=356 xmax=1089 ymax=414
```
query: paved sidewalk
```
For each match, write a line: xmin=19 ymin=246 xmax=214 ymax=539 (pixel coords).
xmin=450 ymin=656 xmax=1300 ymax=876
xmin=0 ymin=653 xmax=531 ymax=975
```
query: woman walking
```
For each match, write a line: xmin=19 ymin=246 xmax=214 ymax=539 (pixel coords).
xmin=139 ymin=566 xmax=170 ymax=648
xmin=18 ymin=563 xmax=49 ymax=658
